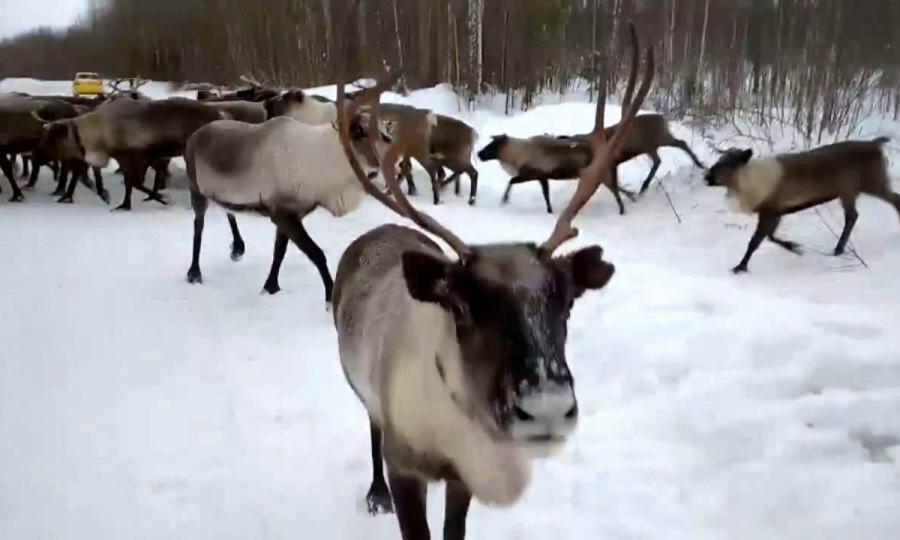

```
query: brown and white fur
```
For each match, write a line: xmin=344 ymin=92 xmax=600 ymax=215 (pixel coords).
xmin=184 ymin=114 xmax=388 ymax=301
xmin=334 ymin=224 xmax=616 ymax=538
xmin=481 ymin=114 xmax=704 ymax=214
xmin=263 ymin=89 xmax=337 ymax=124
xmin=35 ymin=97 xmax=227 ymax=210
xmin=428 ymin=114 xmax=480 ymax=205
xmin=706 ymin=138 xmax=900 ymax=272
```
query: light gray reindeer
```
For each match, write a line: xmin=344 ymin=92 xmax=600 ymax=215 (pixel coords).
xmin=183 ymin=86 xmax=393 ymax=301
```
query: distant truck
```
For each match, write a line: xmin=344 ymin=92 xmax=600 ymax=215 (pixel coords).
xmin=73 ymin=72 xmax=103 ymax=96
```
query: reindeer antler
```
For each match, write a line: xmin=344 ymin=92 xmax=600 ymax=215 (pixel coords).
xmin=239 ymin=74 xmax=264 ymax=88
xmin=335 ymin=0 xmax=472 ymax=261
xmin=541 ymin=23 xmax=655 ymax=256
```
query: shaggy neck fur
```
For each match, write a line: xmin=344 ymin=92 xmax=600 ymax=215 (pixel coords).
xmin=386 ymin=300 xmax=531 ymax=507
xmin=727 ymin=158 xmax=784 ymax=213
xmin=76 ymin=113 xmax=111 ymax=167
xmin=288 ymin=99 xmax=337 ymax=126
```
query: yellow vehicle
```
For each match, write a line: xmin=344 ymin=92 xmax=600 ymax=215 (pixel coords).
xmin=73 ymin=72 xmax=103 ymax=96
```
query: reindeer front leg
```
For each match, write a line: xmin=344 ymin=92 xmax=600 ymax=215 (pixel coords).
xmin=388 ymin=469 xmax=430 ymax=540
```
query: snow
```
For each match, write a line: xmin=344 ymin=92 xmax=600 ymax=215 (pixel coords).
xmin=2 ymin=79 xmax=900 ymax=540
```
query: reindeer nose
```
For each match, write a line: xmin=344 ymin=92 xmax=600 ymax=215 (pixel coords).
xmin=510 ymin=382 xmax=578 ymax=443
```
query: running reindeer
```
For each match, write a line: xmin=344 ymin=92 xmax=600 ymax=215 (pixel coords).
xmin=706 ymin=139 xmax=900 ymax=273
xmin=331 ymin=10 xmax=654 ymax=539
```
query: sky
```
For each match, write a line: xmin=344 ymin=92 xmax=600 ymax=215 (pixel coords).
xmin=0 ymin=0 xmax=86 ymax=39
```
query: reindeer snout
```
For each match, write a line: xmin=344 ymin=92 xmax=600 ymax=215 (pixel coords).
xmin=509 ymin=381 xmax=578 ymax=446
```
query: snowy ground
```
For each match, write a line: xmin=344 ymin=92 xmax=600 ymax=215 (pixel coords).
xmin=2 ymin=79 xmax=900 ymax=540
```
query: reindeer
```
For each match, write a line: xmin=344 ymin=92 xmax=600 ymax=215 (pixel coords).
xmin=33 ymin=97 xmax=227 ymax=210
xmin=480 ymin=113 xmax=703 ymax=215
xmin=263 ymin=89 xmax=337 ymax=123
xmin=426 ymin=113 xmax=480 ymax=205
xmin=197 ymin=76 xmax=280 ymax=103
xmin=204 ymin=100 xmax=267 ymax=124
xmin=183 ymin=88 xmax=392 ymax=301
xmin=0 ymin=94 xmax=90 ymax=202
xmin=706 ymin=139 xmax=900 ymax=273
xmin=330 ymin=11 xmax=654 ymax=539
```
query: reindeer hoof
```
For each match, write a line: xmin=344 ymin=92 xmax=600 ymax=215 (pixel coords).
xmin=731 ymin=265 xmax=749 ymax=274
xmin=468 ymin=197 xmax=476 ymax=206
xmin=186 ymin=269 xmax=203 ymax=284
xmin=833 ymin=247 xmax=846 ymax=256
xmin=98 ymin=190 xmax=111 ymax=205
xmin=111 ymin=204 xmax=131 ymax=212
xmin=366 ymin=485 xmax=394 ymax=516
xmin=230 ymin=242 xmax=245 ymax=262
xmin=9 ymin=193 xmax=25 ymax=203
xmin=50 ymin=189 xmax=65 ymax=197
xmin=262 ymin=282 xmax=281 ymax=295
xmin=57 ymin=196 xmax=74 ymax=204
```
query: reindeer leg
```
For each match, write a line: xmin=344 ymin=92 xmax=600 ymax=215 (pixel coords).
xmin=144 ymin=159 xmax=170 ymax=202
xmin=223 ymin=213 xmax=246 ymax=261
xmin=186 ymin=191 xmax=208 ymax=284
xmin=270 ymin=212 xmax=333 ymax=305
xmin=668 ymin=138 xmax=706 ymax=169
xmin=93 ymin=167 xmax=109 ymax=204
xmin=52 ymin=165 xmax=69 ymax=197
xmin=639 ymin=151 xmax=662 ymax=195
xmin=401 ymin=159 xmax=417 ymax=196
xmin=466 ymin=165 xmax=478 ymax=206
xmin=540 ymin=179 xmax=553 ymax=214
xmin=262 ymin=231 xmax=289 ymax=295
xmin=58 ymin=164 xmax=86 ymax=203
xmin=388 ymin=468 xmax=430 ymax=540
xmin=25 ymin=159 xmax=40 ymax=188
xmin=443 ymin=480 xmax=472 ymax=540
xmin=21 ymin=155 xmax=30 ymax=179
xmin=365 ymin=420 xmax=394 ymax=515
xmin=0 ymin=153 xmax=24 ymax=202
xmin=734 ymin=213 xmax=779 ymax=273
xmin=608 ymin=169 xmax=628 ymax=215
xmin=501 ymin=175 xmax=533 ymax=206
xmin=114 ymin=159 xmax=140 ymax=211
xmin=834 ymin=195 xmax=859 ymax=256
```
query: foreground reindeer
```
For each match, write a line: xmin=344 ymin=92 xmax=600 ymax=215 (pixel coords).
xmin=706 ymin=139 xmax=899 ymax=273
xmin=183 ymin=91 xmax=390 ymax=300
xmin=331 ymin=12 xmax=653 ymax=538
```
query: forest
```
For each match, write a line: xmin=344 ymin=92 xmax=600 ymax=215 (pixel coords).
xmin=1 ymin=0 xmax=898 ymax=143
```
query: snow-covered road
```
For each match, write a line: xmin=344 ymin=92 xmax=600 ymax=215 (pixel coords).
xmin=2 ymin=80 xmax=899 ymax=539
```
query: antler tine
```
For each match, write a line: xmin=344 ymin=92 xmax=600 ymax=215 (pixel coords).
xmin=379 ymin=118 xmax=473 ymax=261
xmin=621 ymin=23 xmax=640 ymax=112
xmin=239 ymin=74 xmax=263 ymax=88
xmin=335 ymin=5 xmax=406 ymax=219
xmin=335 ymin=0 xmax=472 ymax=261
xmin=541 ymin=34 xmax=655 ymax=256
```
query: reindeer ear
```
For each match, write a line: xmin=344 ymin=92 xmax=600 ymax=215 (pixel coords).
xmin=402 ymin=251 xmax=452 ymax=304
xmin=403 ymin=251 xmax=473 ymax=325
xmin=557 ymin=246 xmax=615 ymax=297
xmin=738 ymin=149 xmax=754 ymax=163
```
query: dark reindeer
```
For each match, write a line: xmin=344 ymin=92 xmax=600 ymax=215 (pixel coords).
xmin=331 ymin=9 xmax=654 ymax=539
xmin=706 ymin=139 xmax=899 ymax=273
xmin=34 ymin=97 xmax=226 ymax=210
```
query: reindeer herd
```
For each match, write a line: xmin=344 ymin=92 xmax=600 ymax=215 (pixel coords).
xmin=2 ymin=9 xmax=900 ymax=538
